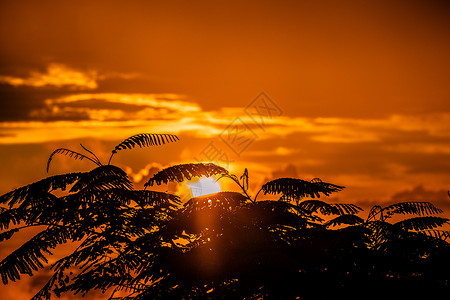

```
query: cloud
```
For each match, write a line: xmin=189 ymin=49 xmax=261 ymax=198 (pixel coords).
xmin=124 ymin=163 xmax=163 ymax=186
xmin=0 ymin=63 xmax=141 ymax=91
xmin=28 ymin=93 xmax=200 ymax=122
xmin=0 ymin=64 xmax=98 ymax=89
xmin=388 ymin=185 xmax=450 ymax=220
xmin=2 ymin=86 xmax=450 ymax=181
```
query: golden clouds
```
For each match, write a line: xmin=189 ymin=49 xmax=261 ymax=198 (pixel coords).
xmin=28 ymin=93 xmax=200 ymax=122
xmin=48 ymin=93 xmax=200 ymax=113
xmin=0 ymin=64 xmax=98 ymax=89
xmin=2 ymin=90 xmax=450 ymax=149
xmin=0 ymin=63 xmax=141 ymax=91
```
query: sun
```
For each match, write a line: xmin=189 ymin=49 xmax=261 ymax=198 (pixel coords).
xmin=188 ymin=177 xmax=221 ymax=197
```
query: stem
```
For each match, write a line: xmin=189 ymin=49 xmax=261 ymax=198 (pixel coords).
xmin=80 ymin=144 xmax=102 ymax=166
xmin=366 ymin=205 xmax=383 ymax=222
xmin=253 ymin=188 xmax=263 ymax=202
xmin=108 ymin=151 xmax=116 ymax=165
xmin=229 ymin=175 xmax=253 ymax=203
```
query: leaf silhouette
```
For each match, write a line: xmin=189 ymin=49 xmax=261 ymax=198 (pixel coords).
xmin=299 ymin=200 xmax=362 ymax=215
xmin=110 ymin=189 xmax=181 ymax=207
xmin=0 ymin=208 xmax=23 ymax=231
xmin=109 ymin=133 xmax=179 ymax=164
xmin=3 ymin=133 xmax=450 ymax=299
xmin=144 ymin=163 xmax=228 ymax=187
xmin=261 ymin=177 xmax=344 ymax=199
xmin=47 ymin=148 xmax=101 ymax=172
xmin=384 ymin=201 xmax=443 ymax=217
xmin=419 ymin=229 xmax=450 ymax=241
xmin=70 ymin=165 xmax=132 ymax=193
xmin=0 ymin=173 xmax=84 ymax=207
xmin=394 ymin=216 xmax=449 ymax=231
xmin=0 ymin=228 xmax=19 ymax=242
xmin=184 ymin=191 xmax=248 ymax=209
xmin=0 ymin=226 xmax=73 ymax=284
xmin=325 ymin=214 xmax=365 ymax=228
xmin=113 ymin=133 xmax=179 ymax=151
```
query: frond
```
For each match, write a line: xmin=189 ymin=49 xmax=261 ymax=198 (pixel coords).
xmin=239 ymin=200 xmax=312 ymax=228
xmin=0 ymin=173 xmax=84 ymax=207
xmin=325 ymin=214 xmax=364 ymax=228
xmin=0 ymin=228 xmax=20 ymax=242
xmin=99 ymin=189 xmax=181 ymax=207
xmin=0 ymin=226 xmax=73 ymax=284
xmin=366 ymin=205 xmax=383 ymax=222
xmin=184 ymin=191 xmax=248 ymax=209
xmin=364 ymin=220 xmax=395 ymax=248
xmin=109 ymin=133 xmax=179 ymax=164
xmin=1 ymin=194 xmax=65 ymax=231
xmin=394 ymin=216 xmax=449 ymax=232
xmin=226 ymin=200 xmax=324 ymax=224
xmin=70 ymin=165 xmax=132 ymax=193
xmin=333 ymin=203 xmax=362 ymax=215
xmin=384 ymin=202 xmax=443 ymax=218
xmin=144 ymin=163 xmax=228 ymax=187
xmin=130 ymin=190 xmax=181 ymax=207
xmin=0 ymin=208 xmax=23 ymax=230
xmin=419 ymin=229 xmax=450 ymax=241
xmin=298 ymin=200 xmax=361 ymax=215
xmin=47 ymin=148 xmax=100 ymax=172
xmin=261 ymin=177 xmax=344 ymax=199
xmin=80 ymin=144 xmax=102 ymax=165
xmin=113 ymin=133 xmax=179 ymax=152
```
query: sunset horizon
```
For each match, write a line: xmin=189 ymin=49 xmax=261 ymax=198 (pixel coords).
xmin=1 ymin=0 xmax=450 ymax=299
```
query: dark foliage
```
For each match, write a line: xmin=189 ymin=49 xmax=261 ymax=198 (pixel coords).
xmin=1 ymin=134 xmax=449 ymax=300
xmin=261 ymin=177 xmax=344 ymax=199
xmin=144 ymin=163 xmax=228 ymax=187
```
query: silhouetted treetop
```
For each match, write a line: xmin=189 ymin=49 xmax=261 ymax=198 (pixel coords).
xmin=144 ymin=163 xmax=228 ymax=187
xmin=0 ymin=133 xmax=449 ymax=300
xmin=261 ymin=177 xmax=344 ymax=199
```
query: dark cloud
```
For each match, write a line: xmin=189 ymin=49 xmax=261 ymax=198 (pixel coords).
xmin=390 ymin=185 xmax=450 ymax=212
xmin=62 ymin=99 xmax=145 ymax=111
xmin=1 ymin=1 xmax=450 ymax=118
xmin=271 ymin=163 xmax=298 ymax=179
xmin=350 ymin=185 xmax=450 ymax=222
xmin=0 ymin=84 xmax=48 ymax=121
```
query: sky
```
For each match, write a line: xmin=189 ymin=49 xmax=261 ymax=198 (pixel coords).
xmin=1 ymin=0 xmax=450 ymax=298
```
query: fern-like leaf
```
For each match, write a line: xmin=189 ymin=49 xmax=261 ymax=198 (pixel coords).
xmin=419 ymin=229 xmax=450 ymax=241
xmin=109 ymin=133 xmax=179 ymax=164
xmin=299 ymin=200 xmax=361 ymax=216
xmin=113 ymin=133 xmax=179 ymax=152
xmin=394 ymin=216 xmax=449 ymax=231
xmin=0 ymin=228 xmax=20 ymax=242
xmin=384 ymin=201 xmax=443 ymax=218
xmin=184 ymin=191 xmax=248 ymax=209
xmin=261 ymin=178 xmax=344 ymax=199
xmin=109 ymin=189 xmax=181 ymax=207
xmin=70 ymin=165 xmax=132 ymax=193
xmin=0 ymin=226 xmax=73 ymax=284
xmin=325 ymin=214 xmax=364 ymax=228
xmin=0 ymin=208 xmax=23 ymax=230
xmin=0 ymin=173 xmax=84 ymax=207
xmin=240 ymin=200 xmax=312 ymax=228
xmin=364 ymin=220 xmax=395 ymax=249
xmin=47 ymin=148 xmax=100 ymax=172
xmin=144 ymin=163 xmax=228 ymax=187
xmin=366 ymin=205 xmax=383 ymax=222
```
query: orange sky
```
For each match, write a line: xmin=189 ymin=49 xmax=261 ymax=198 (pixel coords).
xmin=1 ymin=1 xmax=450 ymax=299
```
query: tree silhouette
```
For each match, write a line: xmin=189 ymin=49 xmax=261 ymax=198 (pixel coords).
xmin=1 ymin=133 xmax=449 ymax=299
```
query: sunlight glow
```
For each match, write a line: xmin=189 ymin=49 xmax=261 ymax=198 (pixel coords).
xmin=188 ymin=177 xmax=221 ymax=197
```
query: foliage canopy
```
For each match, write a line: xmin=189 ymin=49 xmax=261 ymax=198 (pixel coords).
xmin=1 ymin=133 xmax=449 ymax=299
